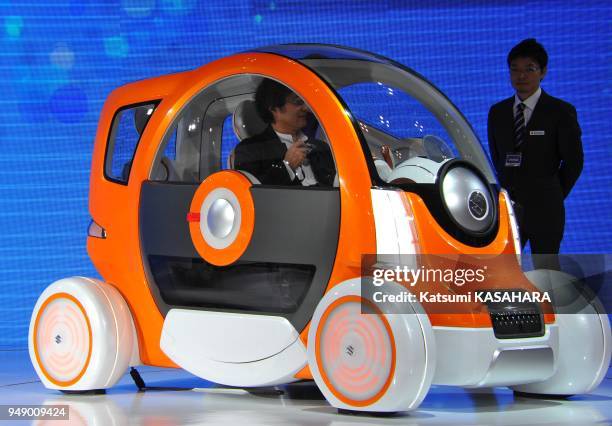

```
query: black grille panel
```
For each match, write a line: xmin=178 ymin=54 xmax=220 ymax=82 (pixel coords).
xmin=487 ymin=298 xmax=544 ymax=339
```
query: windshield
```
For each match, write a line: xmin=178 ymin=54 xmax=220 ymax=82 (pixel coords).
xmin=253 ymin=45 xmax=496 ymax=185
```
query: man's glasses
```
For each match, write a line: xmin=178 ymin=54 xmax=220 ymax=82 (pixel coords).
xmin=510 ymin=66 xmax=540 ymax=75
xmin=286 ymin=96 xmax=306 ymax=106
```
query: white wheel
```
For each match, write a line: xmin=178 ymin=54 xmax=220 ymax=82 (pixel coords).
xmin=317 ymin=296 xmax=394 ymax=404
xmin=307 ymin=278 xmax=435 ymax=413
xmin=29 ymin=277 xmax=136 ymax=391
xmin=512 ymin=270 xmax=611 ymax=395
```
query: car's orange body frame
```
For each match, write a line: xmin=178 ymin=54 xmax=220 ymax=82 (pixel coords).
xmin=87 ymin=52 xmax=554 ymax=370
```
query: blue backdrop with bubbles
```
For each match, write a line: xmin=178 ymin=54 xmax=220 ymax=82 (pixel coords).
xmin=1 ymin=0 xmax=611 ymax=347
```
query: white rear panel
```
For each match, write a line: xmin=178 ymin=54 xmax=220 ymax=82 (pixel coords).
xmin=160 ymin=309 xmax=306 ymax=387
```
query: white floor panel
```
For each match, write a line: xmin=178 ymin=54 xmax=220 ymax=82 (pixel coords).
xmin=1 ymin=349 xmax=611 ymax=425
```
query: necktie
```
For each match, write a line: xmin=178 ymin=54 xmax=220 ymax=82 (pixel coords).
xmin=514 ymin=102 xmax=526 ymax=149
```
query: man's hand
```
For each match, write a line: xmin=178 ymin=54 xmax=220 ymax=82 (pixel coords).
xmin=283 ymin=140 xmax=308 ymax=170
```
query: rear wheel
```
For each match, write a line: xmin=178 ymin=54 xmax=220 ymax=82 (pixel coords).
xmin=29 ymin=277 xmax=136 ymax=391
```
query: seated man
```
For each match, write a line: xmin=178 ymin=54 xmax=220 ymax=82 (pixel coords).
xmin=234 ymin=79 xmax=336 ymax=186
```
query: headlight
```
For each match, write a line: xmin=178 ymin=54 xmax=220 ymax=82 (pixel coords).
xmin=87 ymin=219 xmax=106 ymax=239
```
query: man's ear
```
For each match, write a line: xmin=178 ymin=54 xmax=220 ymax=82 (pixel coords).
xmin=269 ymin=106 xmax=280 ymax=122
xmin=540 ymin=67 xmax=547 ymax=81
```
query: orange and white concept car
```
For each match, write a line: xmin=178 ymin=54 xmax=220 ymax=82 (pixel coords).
xmin=29 ymin=44 xmax=610 ymax=413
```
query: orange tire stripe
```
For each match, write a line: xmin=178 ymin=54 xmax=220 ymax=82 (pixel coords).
xmin=33 ymin=292 xmax=93 ymax=387
xmin=315 ymin=295 xmax=396 ymax=407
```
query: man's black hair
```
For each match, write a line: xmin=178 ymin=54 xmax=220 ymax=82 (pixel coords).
xmin=507 ymin=38 xmax=548 ymax=70
xmin=255 ymin=79 xmax=292 ymax=124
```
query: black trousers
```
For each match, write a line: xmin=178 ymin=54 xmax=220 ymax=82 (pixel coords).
xmin=516 ymin=201 xmax=565 ymax=270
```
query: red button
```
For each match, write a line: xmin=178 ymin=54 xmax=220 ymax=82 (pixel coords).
xmin=186 ymin=212 xmax=200 ymax=222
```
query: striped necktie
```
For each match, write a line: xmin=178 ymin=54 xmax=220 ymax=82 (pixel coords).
xmin=514 ymin=102 xmax=526 ymax=149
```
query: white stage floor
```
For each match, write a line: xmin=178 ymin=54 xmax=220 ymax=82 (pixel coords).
xmin=1 ymin=349 xmax=610 ymax=425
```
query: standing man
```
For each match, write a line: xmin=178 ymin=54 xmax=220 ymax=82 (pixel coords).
xmin=488 ymin=39 xmax=583 ymax=264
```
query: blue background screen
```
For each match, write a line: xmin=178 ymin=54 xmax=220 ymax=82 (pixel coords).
xmin=0 ymin=0 xmax=610 ymax=346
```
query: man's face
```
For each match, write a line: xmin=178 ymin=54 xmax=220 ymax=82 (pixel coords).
xmin=509 ymin=56 xmax=546 ymax=99
xmin=271 ymin=93 xmax=309 ymax=133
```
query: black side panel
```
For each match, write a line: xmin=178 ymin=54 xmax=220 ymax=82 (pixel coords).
xmin=140 ymin=182 xmax=199 ymax=258
xmin=244 ymin=186 xmax=341 ymax=331
xmin=139 ymin=182 xmax=341 ymax=333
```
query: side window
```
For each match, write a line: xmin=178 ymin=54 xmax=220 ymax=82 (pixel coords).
xmin=105 ymin=102 xmax=156 ymax=183
xmin=164 ymin=128 xmax=177 ymax=160
xmin=338 ymin=83 xmax=457 ymax=160
xmin=228 ymin=80 xmax=337 ymax=187
xmin=335 ymin=83 xmax=461 ymax=184
xmin=151 ymin=75 xmax=337 ymax=187
xmin=151 ymin=106 xmax=203 ymax=183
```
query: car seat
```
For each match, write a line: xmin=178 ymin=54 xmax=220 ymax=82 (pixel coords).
xmin=232 ymin=99 xmax=268 ymax=140
xmin=228 ymin=99 xmax=266 ymax=183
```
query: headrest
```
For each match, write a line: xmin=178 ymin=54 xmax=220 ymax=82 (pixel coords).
xmin=232 ymin=99 xmax=267 ymax=140
xmin=134 ymin=106 xmax=152 ymax=135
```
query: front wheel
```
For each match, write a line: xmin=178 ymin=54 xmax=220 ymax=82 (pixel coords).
xmin=307 ymin=278 xmax=436 ymax=413
xmin=511 ymin=270 xmax=611 ymax=396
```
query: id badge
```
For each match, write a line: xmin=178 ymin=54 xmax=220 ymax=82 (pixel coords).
xmin=505 ymin=152 xmax=522 ymax=167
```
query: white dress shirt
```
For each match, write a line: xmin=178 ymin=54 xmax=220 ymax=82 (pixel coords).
xmin=274 ymin=130 xmax=318 ymax=186
xmin=514 ymin=86 xmax=541 ymax=125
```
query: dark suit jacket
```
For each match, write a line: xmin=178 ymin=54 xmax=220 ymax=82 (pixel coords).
xmin=488 ymin=90 xmax=583 ymax=235
xmin=233 ymin=126 xmax=336 ymax=186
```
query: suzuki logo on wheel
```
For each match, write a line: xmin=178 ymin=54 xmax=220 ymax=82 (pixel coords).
xmin=346 ymin=345 xmax=355 ymax=356
xmin=55 ymin=335 xmax=62 ymax=344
